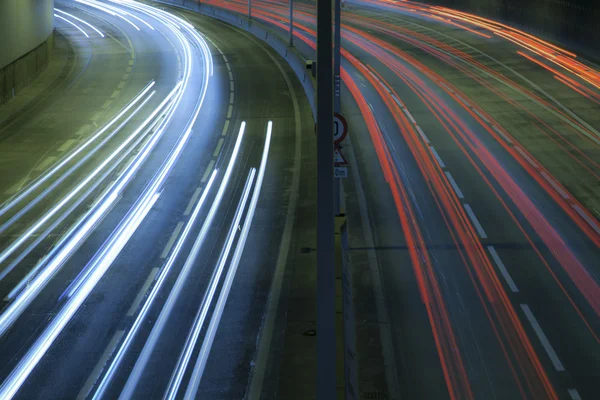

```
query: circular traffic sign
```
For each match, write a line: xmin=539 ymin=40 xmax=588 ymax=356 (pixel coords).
xmin=333 ymin=113 xmax=348 ymax=144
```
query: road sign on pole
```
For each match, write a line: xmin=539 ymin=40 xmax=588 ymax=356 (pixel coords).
xmin=333 ymin=113 xmax=348 ymax=144
xmin=334 ymin=148 xmax=348 ymax=166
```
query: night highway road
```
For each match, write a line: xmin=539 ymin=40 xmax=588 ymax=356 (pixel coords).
xmin=0 ymin=1 xmax=313 ymax=399
xmin=186 ymin=1 xmax=599 ymax=399
xmin=1 ymin=0 xmax=600 ymax=400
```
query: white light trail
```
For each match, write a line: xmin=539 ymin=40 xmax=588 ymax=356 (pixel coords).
xmin=75 ymin=0 xmax=140 ymax=31
xmin=55 ymin=8 xmax=105 ymax=37
xmin=184 ymin=122 xmax=273 ymax=400
xmin=164 ymin=168 xmax=256 ymax=400
xmin=119 ymin=122 xmax=247 ymax=400
xmin=54 ymin=14 xmax=90 ymax=37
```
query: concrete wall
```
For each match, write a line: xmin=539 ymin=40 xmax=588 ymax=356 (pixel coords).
xmin=0 ymin=0 xmax=54 ymax=103
xmin=416 ymin=0 xmax=599 ymax=54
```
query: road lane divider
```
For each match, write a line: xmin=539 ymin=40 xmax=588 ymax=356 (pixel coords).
xmin=520 ymin=304 xmax=565 ymax=371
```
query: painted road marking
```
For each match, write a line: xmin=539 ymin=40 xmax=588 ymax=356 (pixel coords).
xmin=128 ymin=59 xmax=134 ymax=66
xmin=514 ymin=146 xmax=538 ymax=168
xmin=520 ymin=304 xmax=565 ymax=371
xmin=160 ymin=221 xmax=184 ymax=259
xmin=58 ymin=139 xmax=77 ymax=152
xmin=429 ymin=146 xmax=446 ymax=168
xmin=402 ymin=109 xmax=417 ymax=124
xmin=77 ymin=330 xmax=124 ymax=400
xmin=221 ymin=120 xmax=230 ymax=137
xmin=201 ymin=159 xmax=215 ymax=183
xmin=118 ymin=81 xmax=126 ymax=89
xmin=5 ymin=177 xmax=27 ymax=195
xmin=229 ymin=92 xmax=234 ymax=104
xmin=228 ymin=70 xmax=233 ymax=80
xmin=111 ymin=90 xmax=120 ymax=98
xmin=415 ymin=125 xmax=430 ymax=144
xmin=126 ymin=66 xmax=132 ymax=73
xmin=101 ymin=100 xmax=112 ymax=109
xmin=122 ymin=73 xmax=130 ymax=80
xmin=444 ymin=171 xmax=464 ymax=199
xmin=391 ymin=94 xmax=404 ymax=109
xmin=35 ymin=156 xmax=57 ymax=172
xmin=487 ymin=246 xmax=519 ymax=292
xmin=473 ymin=108 xmax=490 ymax=124
xmin=541 ymin=172 xmax=569 ymax=199
xmin=213 ymin=138 xmax=224 ymax=157
xmin=573 ymin=204 xmax=600 ymax=236
xmin=74 ymin=125 xmax=91 ymax=136
xmin=184 ymin=187 xmax=202 ymax=216
xmin=492 ymin=125 xmax=513 ymax=144
xmin=464 ymin=204 xmax=488 ymax=239
xmin=127 ymin=267 xmax=159 ymax=316
xmin=230 ymin=81 xmax=234 ymax=91
xmin=222 ymin=55 xmax=228 ymax=64
xmin=568 ymin=389 xmax=582 ymax=400
xmin=227 ymin=105 xmax=233 ymax=119
xmin=91 ymin=112 xmax=102 ymax=122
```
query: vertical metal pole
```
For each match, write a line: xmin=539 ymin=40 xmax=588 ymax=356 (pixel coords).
xmin=316 ymin=0 xmax=336 ymax=399
xmin=289 ymin=0 xmax=294 ymax=46
xmin=333 ymin=0 xmax=342 ymax=215
xmin=248 ymin=0 xmax=251 ymax=19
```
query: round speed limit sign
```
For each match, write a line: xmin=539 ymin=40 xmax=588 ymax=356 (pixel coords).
xmin=333 ymin=113 xmax=348 ymax=144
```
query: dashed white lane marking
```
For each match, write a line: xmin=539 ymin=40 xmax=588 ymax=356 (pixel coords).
xmin=541 ymin=171 xmax=569 ymax=199
xmin=487 ymin=246 xmax=519 ymax=292
xmin=403 ymin=109 xmax=417 ymax=124
xmin=444 ymin=171 xmax=464 ymax=199
xmin=473 ymin=108 xmax=490 ymax=124
xmin=415 ymin=125 xmax=430 ymax=144
xmin=230 ymin=81 xmax=234 ymax=91
xmin=492 ymin=125 xmax=513 ymax=144
xmin=128 ymin=59 xmax=134 ymax=66
xmin=464 ymin=204 xmax=488 ymax=239
xmin=391 ymin=94 xmax=404 ymax=109
xmin=514 ymin=146 xmax=538 ymax=168
xmin=160 ymin=221 xmax=184 ymax=259
xmin=573 ymin=204 xmax=600 ymax=236
xmin=77 ymin=330 xmax=124 ymax=400
xmin=213 ymin=138 xmax=224 ymax=157
xmin=229 ymin=92 xmax=234 ymax=104
xmin=118 ymin=81 xmax=126 ymax=89
xmin=201 ymin=159 xmax=215 ymax=183
xmin=221 ymin=119 xmax=230 ymax=137
xmin=110 ymin=90 xmax=120 ymax=98
xmin=91 ymin=112 xmax=102 ymax=122
xmin=455 ymin=94 xmax=466 ymax=104
xmin=122 ymin=73 xmax=130 ymax=80
xmin=127 ymin=267 xmax=159 ymax=316
xmin=568 ymin=389 xmax=582 ymax=400
xmin=34 ymin=156 xmax=57 ymax=172
xmin=101 ymin=100 xmax=112 ymax=109
xmin=429 ymin=146 xmax=446 ymax=168
xmin=58 ymin=139 xmax=76 ymax=152
xmin=126 ymin=66 xmax=133 ymax=73
xmin=5 ymin=177 xmax=27 ymax=195
xmin=520 ymin=304 xmax=565 ymax=371
xmin=226 ymin=64 xmax=232 ymax=73
xmin=184 ymin=187 xmax=202 ymax=216
xmin=74 ymin=125 xmax=91 ymax=136
xmin=222 ymin=55 xmax=228 ymax=64
xmin=226 ymin=105 xmax=233 ymax=119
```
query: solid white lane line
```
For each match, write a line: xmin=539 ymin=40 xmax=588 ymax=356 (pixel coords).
xmin=126 ymin=268 xmax=159 ymax=316
xmin=520 ymin=304 xmax=565 ymax=371
xmin=429 ymin=146 xmax=446 ymax=168
xmin=201 ymin=160 xmax=215 ymax=183
xmin=464 ymin=204 xmax=488 ymax=239
xmin=77 ymin=330 xmax=124 ymax=400
xmin=183 ymin=187 xmax=202 ymax=216
xmin=213 ymin=138 xmax=224 ymax=157
xmin=541 ymin=171 xmax=569 ymax=199
xmin=572 ymin=204 xmax=600 ymax=236
xmin=444 ymin=171 xmax=464 ymax=199
xmin=58 ymin=139 xmax=77 ymax=152
xmin=160 ymin=222 xmax=184 ymax=259
xmin=568 ymin=389 xmax=582 ymax=400
xmin=487 ymin=246 xmax=519 ymax=292
xmin=514 ymin=146 xmax=538 ymax=168
xmin=221 ymin=119 xmax=230 ymax=137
